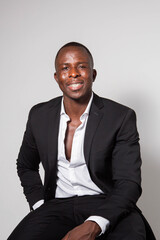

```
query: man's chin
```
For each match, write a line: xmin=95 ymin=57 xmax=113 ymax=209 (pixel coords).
xmin=63 ymin=91 xmax=92 ymax=103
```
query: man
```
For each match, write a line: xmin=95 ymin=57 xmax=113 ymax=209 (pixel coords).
xmin=8 ymin=42 xmax=155 ymax=239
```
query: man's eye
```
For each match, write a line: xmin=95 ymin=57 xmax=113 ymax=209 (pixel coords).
xmin=62 ymin=67 xmax=68 ymax=70
xmin=79 ymin=65 xmax=86 ymax=69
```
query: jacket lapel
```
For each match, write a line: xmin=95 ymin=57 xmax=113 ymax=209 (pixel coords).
xmin=84 ymin=93 xmax=104 ymax=166
xmin=47 ymin=94 xmax=104 ymax=169
xmin=47 ymin=98 xmax=61 ymax=170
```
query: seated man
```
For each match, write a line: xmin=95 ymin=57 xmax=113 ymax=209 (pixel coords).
xmin=8 ymin=42 xmax=156 ymax=240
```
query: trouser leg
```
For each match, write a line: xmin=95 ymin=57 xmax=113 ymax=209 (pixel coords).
xmin=8 ymin=195 xmax=147 ymax=240
xmin=69 ymin=195 xmax=146 ymax=240
xmin=8 ymin=198 xmax=76 ymax=240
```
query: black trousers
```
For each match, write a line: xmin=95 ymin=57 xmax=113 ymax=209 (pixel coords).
xmin=8 ymin=195 xmax=146 ymax=240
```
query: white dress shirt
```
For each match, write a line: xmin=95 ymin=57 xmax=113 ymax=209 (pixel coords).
xmin=33 ymin=93 xmax=110 ymax=234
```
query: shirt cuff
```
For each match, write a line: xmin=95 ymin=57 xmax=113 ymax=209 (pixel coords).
xmin=32 ymin=199 xmax=44 ymax=210
xmin=85 ymin=215 xmax=110 ymax=235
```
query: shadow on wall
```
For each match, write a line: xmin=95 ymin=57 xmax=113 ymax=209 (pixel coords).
xmin=138 ymin=150 xmax=159 ymax=239
xmin=121 ymin=91 xmax=159 ymax=239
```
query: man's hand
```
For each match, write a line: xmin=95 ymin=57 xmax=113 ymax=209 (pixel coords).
xmin=61 ymin=220 xmax=101 ymax=240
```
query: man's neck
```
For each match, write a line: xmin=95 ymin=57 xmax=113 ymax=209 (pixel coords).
xmin=63 ymin=93 xmax=92 ymax=121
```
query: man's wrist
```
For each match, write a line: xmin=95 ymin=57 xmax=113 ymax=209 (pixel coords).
xmin=84 ymin=221 xmax=101 ymax=237
xmin=85 ymin=215 xmax=110 ymax=235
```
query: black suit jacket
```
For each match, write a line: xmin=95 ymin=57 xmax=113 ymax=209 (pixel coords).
xmin=17 ymin=93 xmax=142 ymax=230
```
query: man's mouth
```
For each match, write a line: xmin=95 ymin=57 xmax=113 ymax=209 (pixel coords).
xmin=67 ymin=82 xmax=84 ymax=91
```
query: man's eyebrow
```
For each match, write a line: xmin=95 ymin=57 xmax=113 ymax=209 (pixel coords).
xmin=58 ymin=62 xmax=89 ymax=66
xmin=77 ymin=62 xmax=89 ymax=64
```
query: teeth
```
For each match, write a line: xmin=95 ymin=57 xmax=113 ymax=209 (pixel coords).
xmin=68 ymin=83 xmax=82 ymax=90
xmin=70 ymin=83 xmax=81 ymax=86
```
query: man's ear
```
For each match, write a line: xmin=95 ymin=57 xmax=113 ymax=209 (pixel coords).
xmin=54 ymin=72 xmax=58 ymax=83
xmin=92 ymin=69 xmax=97 ymax=82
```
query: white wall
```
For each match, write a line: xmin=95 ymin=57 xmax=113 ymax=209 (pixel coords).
xmin=0 ymin=0 xmax=160 ymax=239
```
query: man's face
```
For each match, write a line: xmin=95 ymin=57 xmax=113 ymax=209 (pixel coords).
xmin=54 ymin=46 xmax=96 ymax=101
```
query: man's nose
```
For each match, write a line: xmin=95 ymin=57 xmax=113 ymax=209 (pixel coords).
xmin=69 ymin=67 xmax=80 ymax=78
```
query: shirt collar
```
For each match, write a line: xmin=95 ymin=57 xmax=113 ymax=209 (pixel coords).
xmin=60 ymin=92 xmax=93 ymax=118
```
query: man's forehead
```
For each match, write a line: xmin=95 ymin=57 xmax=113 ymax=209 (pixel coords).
xmin=55 ymin=44 xmax=94 ymax=68
xmin=57 ymin=46 xmax=90 ymax=59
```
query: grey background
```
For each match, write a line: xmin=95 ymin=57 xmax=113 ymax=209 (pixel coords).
xmin=0 ymin=0 xmax=160 ymax=239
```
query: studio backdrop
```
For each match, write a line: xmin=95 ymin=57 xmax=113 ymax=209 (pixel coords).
xmin=0 ymin=0 xmax=160 ymax=239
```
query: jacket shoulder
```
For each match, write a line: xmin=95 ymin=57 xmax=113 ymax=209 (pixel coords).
xmin=29 ymin=96 xmax=62 ymax=117
xmin=93 ymin=92 xmax=133 ymax=113
xmin=31 ymin=96 xmax=62 ymax=110
xmin=102 ymin=97 xmax=131 ymax=112
xmin=96 ymin=95 xmax=137 ymax=121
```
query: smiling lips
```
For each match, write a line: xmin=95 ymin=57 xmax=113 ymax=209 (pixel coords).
xmin=67 ymin=82 xmax=84 ymax=91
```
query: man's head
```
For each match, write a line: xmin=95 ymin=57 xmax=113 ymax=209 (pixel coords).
xmin=54 ymin=42 xmax=97 ymax=102
xmin=55 ymin=42 xmax=94 ymax=69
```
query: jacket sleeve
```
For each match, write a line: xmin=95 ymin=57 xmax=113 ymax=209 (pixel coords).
xmin=91 ymin=109 xmax=142 ymax=230
xmin=16 ymin=107 xmax=44 ymax=209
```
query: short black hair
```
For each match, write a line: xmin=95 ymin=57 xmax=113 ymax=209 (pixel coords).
xmin=55 ymin=42 xmax=94 ymax=68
